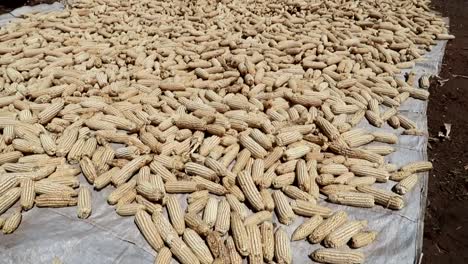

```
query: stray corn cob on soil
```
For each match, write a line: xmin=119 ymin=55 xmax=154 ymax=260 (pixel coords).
xmin=0 ymin=0 xmax=454 ymax=262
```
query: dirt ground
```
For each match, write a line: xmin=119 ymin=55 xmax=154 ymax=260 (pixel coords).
xmin=423 ymin=0 xmax=468 ymax=263
xmin=0 ymin=0 xmax=58 ymax=14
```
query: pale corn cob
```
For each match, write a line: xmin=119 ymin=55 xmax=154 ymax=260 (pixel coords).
xmin=282 ymin=185 xmax=316 ymax=202
xmin=112 ymin=155 xmax=151 ymax=186
xmin=219 ymin=144 xmax=240 ymax=168
xmin=136 ymin=195 xmax=163 ymax=214
xmin=153 ymin=155 xmax=184 ymax=171
xmin=324 ymin=220 xmax=367 ymax=248
xmin=261 ymin=221 xmax=274 ymax=262
xmin=185 ymin=212 xmax=210 ymax=237
xmin=134 ymin=210 xmax=164 ymax=251
xmin=0 ymin=187 xmax=21 ymax=215
xmin=94 ymin=167 xmax=119 ymax=190
xmin=183 ymin=228 xmax=214 ymax=264
xmin=309 ymin=211 xmax=348 ymax=243
xmin=13 ymin=139 xmax=44 ymax=154
xmin=0 ymin=151 xmax=23 ymax=165
xmin=153 ymin=211 xmax=179 ymax=244
xmin=350 ymin=165 xmax=389 ymax=182
xmin=185 ymin=162 xmax=218 ymax=182
xmin=206 ymin=231 xmax=229 ymax=263
xmin=39 ymin=132 xmax=57 ymax=156
xmin=276 ymin=160 xmax=298 ymax=174
xmin=223 ymin=179 xmax=245 ymax=201
xmin=276 ymin=131 xmax=303 ymax=146
xmin=230 ymin=211 xmax=250 ymax=256
xmin=154 ymin=247 xmax=172 ymax=264
xmin=166 ymin=195 xmax=185 ymax=235
xmin=187 ymin=190 xmax=209 ymax=203
xmin=320 ymin=164 xmax=349 ymax=175
xmin=56 ymin=127 xmax=79 ymax=156
xmin=250 ymin=129 xmax=273 ymax=151
xmin=2 ymin=209 xmax=21 ymax=234
xmin=193 ymin=176 xmax=226 ymax=195
xmin=20 ymin=178 xmax=35 ymax=210
xmin=274 ymin=227 xmax=292 ymax=264
xmin=77 ymin=187 xmax=92 ymax=219
xmin=137 ymin=182 xmax=164 ymax=202
xmin=237 ymin=170 xmax=264 ymax=211
xmin=0 ymin=177 xmax=19 ymax=196
xmin=35 ymin=195 xmax=78 ymax=207
xmin=296 ymin=159 xmax=311 ymax=192
xmin=214 ymin=198 xmax=230 ymax=235
xmin=357 ymin=185 xmax=405 ymax=210
xmin=117 ymin=189 xmax=137 ymax=206
xmin=272 ymin=172 xmax=295 ymax=188
xmin=149 ymin=161 xmax=177 ymax=182
xmin=251 ymin=159 xmax=265 ymax=183
xmin=360 ymin=145 xmax=395 ymax=156
xmin=226 ymin=194 xmax=248 ymax=220
xmin=292 ymin=215 xmax=323 ymax=241
xmin=168 ymin=237 xmax=201 ymax=264
xmin=394 ymin=174 xmax=418 ymax=195
xmin=283 ymin=145 xmax=310 ymax=160
xmin=231 ymin=148 xmax=251 ymax=174
xmin=187 ymin=195 xmax=209 ymax=214
xmin=328 ymin=192 xmax=375 ymax=208
xmin=81 ymin=137 xmax=97 ymax=158
xmin=38 ymin=99 xmax=64 ymax=124
xmin=247 ymin=224 xmax=263 ymax=264
xmin=203 ymin=197 xmax=218 ymax=228
xmin=372 ymin=131 xmax=398 ymax=144
xmin=107 ymin=179 xmax=137 ymax=205
xmin=311 ymin=248 xmax=365 ymax=264
xmin=272 ymin=190 xmax=296 ymax=225
xmin=401 ymin=161 xmax=433 ymax=173
xmin=116 ymin=203 xmax=145 ymax=216
xmin=244 ymin=210 xmax=272 ymax=226
xmin=199 ymin=135 xmax=220 ymax=156
xmin=346 ymin=176 xmax=376 ymax=187
xmin=225 ymin=236 xmax=243 ymax=264
xmin=290 ymin=200 xmax=333 ymax=218
xmin=351 ymin=231 xmax=378 ymax=248
xmin=260 ymin=189 xmax=275 ymax=211
xmin=80 ymin=156 xmax=97 ymax=184
xmin=34 ymin=181 xmax=77 ymax=196
xmin=263 ymin=147 xmax=283 ymax=169
xmin=165 ymin=181 xmax=201 ymax=193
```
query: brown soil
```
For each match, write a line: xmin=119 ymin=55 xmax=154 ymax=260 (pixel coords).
xmin=423 ymin=0 xmax=468 ymax=263
xmin=0 ymin=0 xmax=59 ymax=14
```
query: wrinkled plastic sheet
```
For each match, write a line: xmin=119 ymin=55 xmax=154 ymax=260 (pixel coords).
xmin=0 ymin=3 xmax=448 ymax=264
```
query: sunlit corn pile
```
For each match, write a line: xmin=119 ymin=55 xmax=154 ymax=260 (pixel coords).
xmin=0 ymin=0 xmax=453 ymax=263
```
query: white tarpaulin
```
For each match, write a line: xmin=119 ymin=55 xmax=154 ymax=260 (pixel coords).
xmin=0 ymin=3 xmax=448 ymax=264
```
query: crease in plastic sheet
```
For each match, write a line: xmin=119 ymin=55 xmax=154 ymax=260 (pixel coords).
xmin=0 ymin=3 xmax=448 ymax=264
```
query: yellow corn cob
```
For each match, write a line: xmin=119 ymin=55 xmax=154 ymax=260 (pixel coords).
xmin=357 ymin=185 xmax=405 ymax=210
xmin=183 ymin=228 xmax=214 ymax=264
xmin=77 ymin=187 xmax=92 ymax=219
xmin=311 ymin=248 xmax=365 ymax=264
xmin=351 ymin=231 xmax=378 ymax=248
xmin=324 ymin=220 xmax=367 ymax=248
xmin=394 ymin=174 xmax=418 ymax=195
xmin=154 ymin=247 xmax=172 ymax=264
xmin=185 ymin=212 xmax=210 ymax=237
xmin=2 ymin=209 xmax=21 ymax=234
xmin=272 ymin=190 xmax=296 ymax=225
xmin=230 ymin=211 xmax=251 ymax=256
xmin=274 ymin=227 xmax=292 ymax=264
xmin=292 ymin=215 xmax=323 ymax=241
xmin=135 ymin=210 xmax=165 ymax=253
xmin=309 ymin=211 xmax=348 ymax=243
